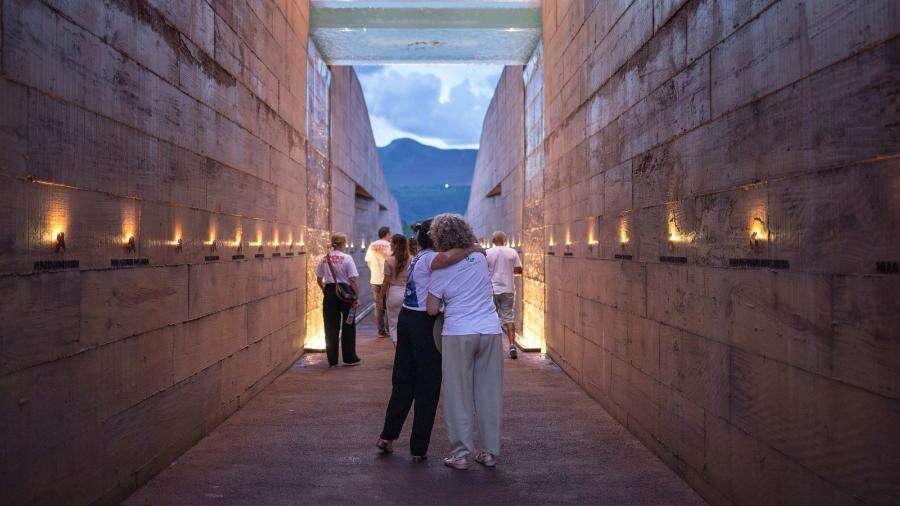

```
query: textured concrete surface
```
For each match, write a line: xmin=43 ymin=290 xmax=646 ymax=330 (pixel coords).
xmin=465 ymin=1 xmax=900 ymax=504
xmin=125 ymin=317 xmax=704 ymax=505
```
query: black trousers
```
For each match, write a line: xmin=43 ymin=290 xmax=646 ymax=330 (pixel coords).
xmin=380 ymin=308 xmax=442 ymax=456
xmin=322 ymin=285 xmax=359 ymax=367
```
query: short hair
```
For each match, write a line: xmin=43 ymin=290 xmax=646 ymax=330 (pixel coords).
xmin=430 ymin=214 xmax=477 ymax=252
xmin=416 ymin=219 xmax=434 ymax=250
xmin=378 ymin=226 xmax=390 ymax=238
xmin=491 ymin=230 xmax=508 ymax=245
xmin=330 ymin=233 xmax=347 ymax=249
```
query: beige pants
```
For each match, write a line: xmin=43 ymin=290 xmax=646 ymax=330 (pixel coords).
xmin=385 ymin=284 xmax=405 ymax=343
xmin=441 ymin=333 xmax=503 ymax=458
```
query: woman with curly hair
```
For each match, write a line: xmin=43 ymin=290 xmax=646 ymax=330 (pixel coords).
xmin=426 ymin=213 xmax=503 ymax=470
xmin=377 ymin=220 xmax=480 ymax=461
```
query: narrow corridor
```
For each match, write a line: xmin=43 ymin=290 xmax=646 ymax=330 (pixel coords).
xmin=125 ymin=318 xmax=703 ymax=505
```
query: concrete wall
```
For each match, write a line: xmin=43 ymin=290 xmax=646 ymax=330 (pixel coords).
xmin=465 ymin=65 xmax=526 ymax=336
xmin=331 ymin=66 xmax=403 ymax=310
xmin=468 ymin=1 xmax=900 ymax=503
xmin=0 ymin=0 xmax=398 ymax=502
xmin=304 ymin=41 xmax=331 ymax=348
xmin=466 ymin=66 xmax=525 ymax=244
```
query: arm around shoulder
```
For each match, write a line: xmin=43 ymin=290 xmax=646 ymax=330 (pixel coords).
xmin=431 ymin=243 xmax=483 ymax=270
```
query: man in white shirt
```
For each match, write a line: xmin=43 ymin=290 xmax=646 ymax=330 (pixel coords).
xmin=485 ymin=231 xmax=523 ymax=359
xmin=365 ymin=226 xmax=392 ymax=337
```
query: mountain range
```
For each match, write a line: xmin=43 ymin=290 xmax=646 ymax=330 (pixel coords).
xmin=377 ymin=138 xmax=477 ymax=232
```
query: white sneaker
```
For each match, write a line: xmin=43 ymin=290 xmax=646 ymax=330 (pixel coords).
xmin=474 ymin=451 xmax=496 ymax=468
xmin=443 ymin=455 xmax=469 ymax=470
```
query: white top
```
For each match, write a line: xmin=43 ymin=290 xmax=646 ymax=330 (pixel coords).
xmin=429 ymin=253 xmax=501 ymax=335
xmin=485 ymin=246 xmax=522 ymax=294
xmin=315 ymin=251 xmax=359 ymax=284
xmin=364 ymin=239 xmax=392 ymax=284
xmin=402 ymin=249 xmax=437 ymax=311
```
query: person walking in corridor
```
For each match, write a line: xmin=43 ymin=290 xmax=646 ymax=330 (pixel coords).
xmin=426 ymin=214 xmax=503 ymax=470
xmin=382 ymin=234 xmax=411 ymax=345
xmin=365 ymin=226 xmax=392 ymax=338
xmin=315 ymin=234 xmax=361 ymax=368
xmin=486 ymin=231 xmax=523 ymax=359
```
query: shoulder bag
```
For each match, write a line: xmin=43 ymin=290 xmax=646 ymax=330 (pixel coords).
xmin=325 ymin=253 xmax=358 ymax=303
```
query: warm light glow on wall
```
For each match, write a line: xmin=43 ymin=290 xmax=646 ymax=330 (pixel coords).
xmin=750 ymin=217 xmax=769 ymax=243
xmin=619 ymin=216 xmax=630 ymax=245
xmin=305 ymin=313 xmax=326 ymax=350
xmin=587 ymin=217 xmax=599 ymax=245
xmin=250 ymin=229 xmax=263 ymax=248
xmin=667 ymin=205 xmax=695 ymax=243
xmin=205 ymin=225 xmax=217 ymax=246
xmin=120 ymin=204 xmax=138 ymax=246
xmin=521 ymin=278 xmax=546 ymax=353
xmin=42 ymin=194 xmax=70 ymax=247
xmin=168 ymin=224 xmax=183 ymax=246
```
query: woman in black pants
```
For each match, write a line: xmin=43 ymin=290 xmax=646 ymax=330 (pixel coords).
xmin=376 ymin=220 xmax=479 ymax=461
xmin=315 ymin=233 xmax=361 ymax=367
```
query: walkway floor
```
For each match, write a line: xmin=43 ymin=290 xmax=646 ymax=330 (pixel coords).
xmin=126 ymin=318 xmax=704 ymax=505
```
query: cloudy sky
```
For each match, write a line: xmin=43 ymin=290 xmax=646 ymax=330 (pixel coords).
xmin=355 ymin=64 xmax=504 ymax=149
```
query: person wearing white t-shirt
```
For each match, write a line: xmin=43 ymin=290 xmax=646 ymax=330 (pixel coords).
xmin=485 ymin=231 xmax=523 ymax=359
xmin=365 ymin=226 xmax=393 ymax=338
xmin=377 ymin=219 xmax=480 ymax=461
xmin=426 ymin=214 xmax=503 ymax=470
xmin=315 ymin=234 xmax=361 ymax=367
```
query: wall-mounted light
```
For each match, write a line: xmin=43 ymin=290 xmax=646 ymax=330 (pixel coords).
xmin=208 ymin=240 xmax=217 ymax=252
xmin=750 ymin=217 xmax=769 ymax=247
xmin=54 ymin=232 xmax=66 ymax=253
xmin=124 ymin=236 xmax=136 ymax=254
xmin=587 ymin=217 xmax=599 ymax=252
xmin=175 ymin=237 xmax=183 ymax=252
xmin=619 ymin=217 xmax=630 ymax=249
xmin=667 ymin=211 xmax=695 ymax=246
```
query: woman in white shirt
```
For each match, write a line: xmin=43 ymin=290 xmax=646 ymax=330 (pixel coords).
xmin=315 ymin=234 xmax=361 ymax=368
xmin=426 ymin=214 xmax=502 ymax=470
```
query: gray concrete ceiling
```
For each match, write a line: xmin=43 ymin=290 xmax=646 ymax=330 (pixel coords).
xmin=309 ymin=1 xmax=541 ymax=64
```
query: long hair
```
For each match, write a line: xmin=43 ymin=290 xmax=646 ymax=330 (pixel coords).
xmin=430 ymin=214 xmax=477 ymax=252
xmin=390 ymin=234 xmax=409 ymax=272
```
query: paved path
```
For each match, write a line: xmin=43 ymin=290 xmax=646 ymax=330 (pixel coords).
xmin=127 ymin=318 xmax=704 ymax=505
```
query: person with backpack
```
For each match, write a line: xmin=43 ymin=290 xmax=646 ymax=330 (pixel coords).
xmin=316 ymin=233 xmax=361 ymax=368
